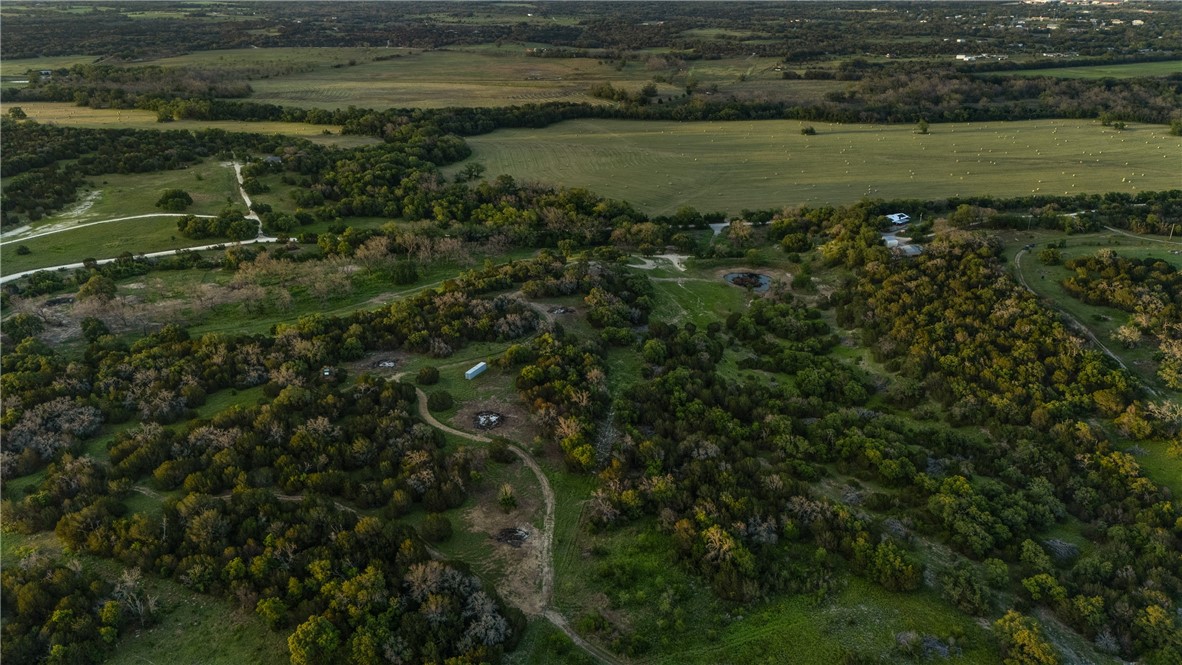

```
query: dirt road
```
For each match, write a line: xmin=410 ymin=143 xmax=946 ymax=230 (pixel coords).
xmin=397 ymin=377 xmax=619 ymax=664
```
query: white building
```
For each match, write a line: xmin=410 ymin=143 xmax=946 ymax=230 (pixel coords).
xmin=886 ymin=213 xmax=911 ymax=225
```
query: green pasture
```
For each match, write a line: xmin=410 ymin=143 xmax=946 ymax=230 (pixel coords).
xmin=1 ymin=217 xmax=230 ymax=276
xmin=449 ymin=118 xmax=1181 ymax=215
xmin=1002 ymin=59 xmax=1182 ymax=79
xmin=0 ymin=102 xmax=377 ymax=146
xmin=1133 ymin=440 xmax=1182 ymax=498
xmin=102 ymin=565 xmax=290 ymax=665
xmin=1 ymin=160 xmax=246 ymax=275
xmin=134 ymin=46 xmax=406 ymax=71
xmin=6 ymin=156 xmax=240 ymax=225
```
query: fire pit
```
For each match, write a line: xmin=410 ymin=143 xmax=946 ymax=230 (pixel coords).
xmin=474 ymin=411 xmax=504 ymax=430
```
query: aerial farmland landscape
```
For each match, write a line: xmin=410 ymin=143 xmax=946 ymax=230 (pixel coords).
xmin=0 ymin=3 xmax=1180 ymax=664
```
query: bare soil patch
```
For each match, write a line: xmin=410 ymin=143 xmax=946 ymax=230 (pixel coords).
xmin=345 ymin=350 xmax=415 ymax=377
xmin=462 ymin=490 xmax=545 ymax=615
xmin=454 ymin=397 xmax=538 ymax=443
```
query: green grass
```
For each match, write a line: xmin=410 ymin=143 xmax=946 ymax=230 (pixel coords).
xmin=1003 ymin=60 xmax=1182 ymax=79
xmin=552 ymin=518 xmax=999 ymax=664
xmin=648 ymin=276 xmax=751 ymax=328
xmin=0 ymin=54 xmax=98 ymax=77
xmin=505 ymin=618 xmax=590 ymax=665
xmin=0 ymin=102 xmax=378 ymax=147
xmin=447 ymin=118 xmax=1181 ymax=215
xmin=1 ymin=216 xmax=232 ymax=276
xmin=103 ymin=575 xmax=290 ymax=665
xmin=193 ymin=385 xmax=268 ymax=419
xmin=1133 ymin=441 xmax=1182 ymax=497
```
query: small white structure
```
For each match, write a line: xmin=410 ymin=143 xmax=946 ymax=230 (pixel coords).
xmin=465 ymin=362 xmax=489 ymax=380
xmin=886 ymin=213 xmax=911 ymax=225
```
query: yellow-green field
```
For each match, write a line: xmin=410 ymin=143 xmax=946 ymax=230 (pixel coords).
xmin=448 ymin=118 xmax=1182 ymax=215
xmin=0 ymin=54 xmax=99 ymax=77
xmin=1004 ymin=59 xmax=1182 ymax=78
xmin=0 ymin=102 xmax=380 ymax=147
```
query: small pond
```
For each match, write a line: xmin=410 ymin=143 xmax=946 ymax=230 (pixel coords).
xmin=724 ymin=272 xmax=771 ymax=293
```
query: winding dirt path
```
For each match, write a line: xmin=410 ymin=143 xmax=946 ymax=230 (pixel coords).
xmin=395 ymin=375 xmax=619 ymax=664
xmin=1014 ymin=247 xmax=1158 ymax=397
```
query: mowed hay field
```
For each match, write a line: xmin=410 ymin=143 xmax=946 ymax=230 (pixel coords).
xmin=241 ymin=47 xmax=829 ymax=109
xmin=0 ymin=102 xmax=380 ymax=147
xmin=449 ymin=119 xmax=1182 ymax=215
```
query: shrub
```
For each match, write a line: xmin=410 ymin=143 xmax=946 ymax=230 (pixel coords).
xmin=427 ymin=390 xmax=454 ymax=411
xmin=155 ymin=188 xmax=193 ymax=212
xmin=421 ymin=513 xmax=453 ymax=543
xmin=417 ymin=366 xmax=440 ymax=385
xmin=498 ymin=484 xmax=517 ymax=512
xmin=489 ymin=438 xmax=517 ymax=464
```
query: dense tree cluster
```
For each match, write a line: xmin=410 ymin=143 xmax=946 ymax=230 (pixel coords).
xmin=1 ymin=552 xmax=128 ymax=665
xmin=176 ymin=209 xmax=257 ymax=240
xmin=1062 ymin=250 xmax=1182 ymax=389
xmin=509 ymin=332 xmax=609 ymax=470
xmin=3 ymin=374 xmax=523 ymax=663
xmin=5 ymin=2 xmax=1177 ymax=62
xmin=843 ymin=236 xmax=1137 ymax=426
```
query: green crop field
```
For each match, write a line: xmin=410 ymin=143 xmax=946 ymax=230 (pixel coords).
xmin=448 ymin=118 xmax=1182 ymax=215
xmin=0 ymin=102 xmax=378 ymax=147
xmin=1003 ymin=59 xmax=1182 ymax=78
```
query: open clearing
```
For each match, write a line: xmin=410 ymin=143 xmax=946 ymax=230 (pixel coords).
xmin=448 ymin=118 xmax=1181 ymax=215
xmin=0 ymin=102 xmax=378 ymax=147
xmin=1 ymin=160 xmax=243 ymax=275
xmin=1001 ymin=59 xmax=1182 ymax=79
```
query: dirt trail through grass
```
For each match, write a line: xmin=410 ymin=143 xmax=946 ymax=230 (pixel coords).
xmin=0 ymin=213 xmax=215 ymax=245
xmin=395 ymin=376 xmax=619 ymax=664
xmin=1 ymin=161 xmax=277 ymax=284
xmin=1013 ymin=247 xmax=1157 ymax=397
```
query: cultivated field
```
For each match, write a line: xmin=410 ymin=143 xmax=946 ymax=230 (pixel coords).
xmin=1003 ymin=59 xmax=1182 ymax=78
xmin=0 ymin=102 xmax=379 ymax=147
xmin=449 ymin=118 xmax=1182 ymax=215
xmin=234 ymin=47 xmax=825 ymax=109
